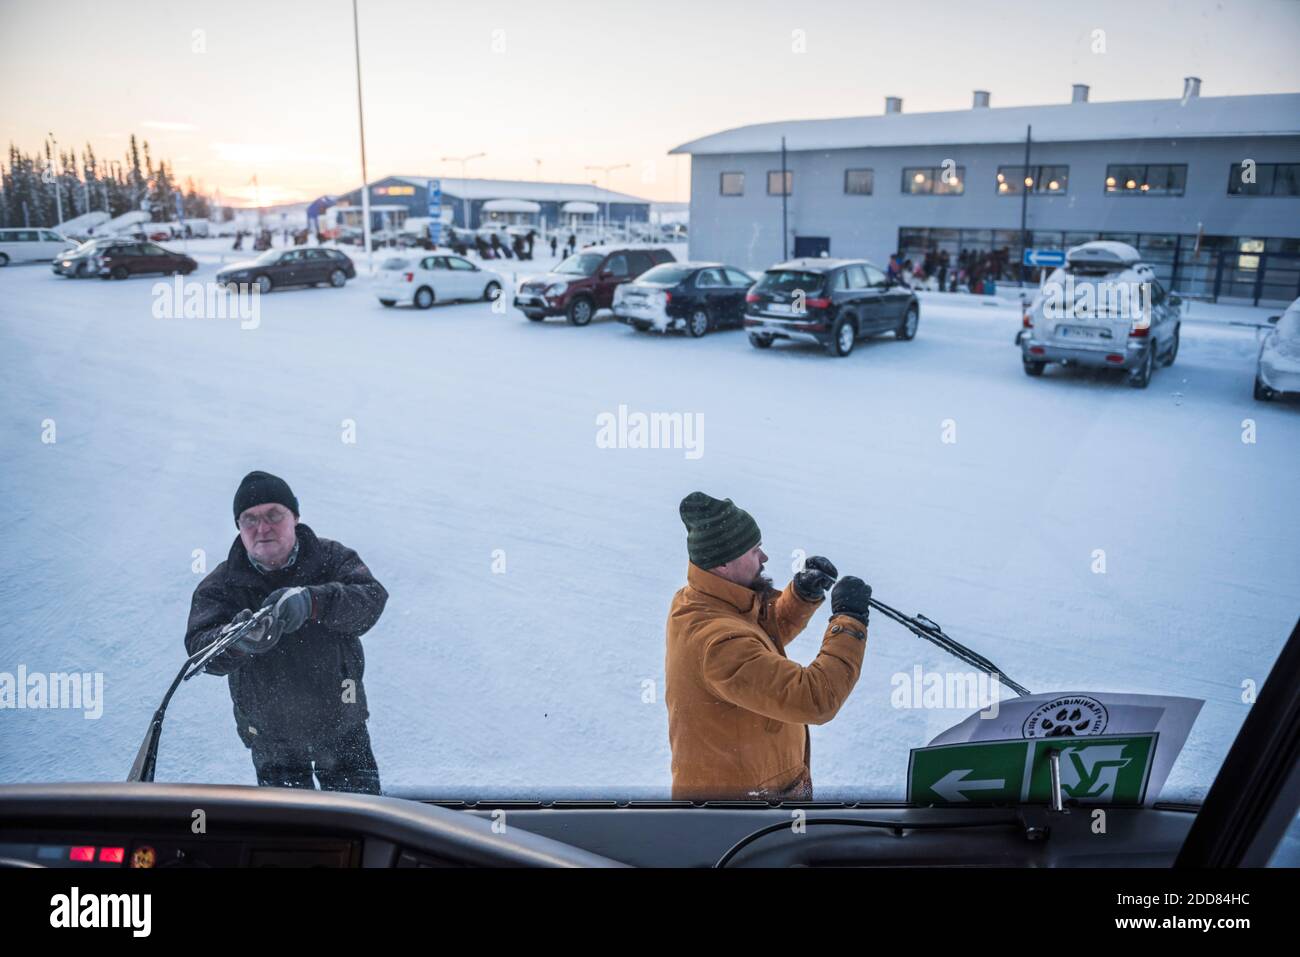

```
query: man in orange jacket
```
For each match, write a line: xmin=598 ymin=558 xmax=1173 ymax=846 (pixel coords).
xmin=665 ymin=491 xmax=872 ymax=802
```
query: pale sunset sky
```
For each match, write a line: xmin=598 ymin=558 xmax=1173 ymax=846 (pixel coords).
xmin=2 ymin=0 xmax=1297 ymax=206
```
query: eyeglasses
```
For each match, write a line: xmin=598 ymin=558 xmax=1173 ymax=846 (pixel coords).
xmin=238 ymin=508 xmax=290 ymax=530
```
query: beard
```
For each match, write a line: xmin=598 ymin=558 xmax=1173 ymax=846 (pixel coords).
xmin=750 ymin=570 xmax=773 ymax=592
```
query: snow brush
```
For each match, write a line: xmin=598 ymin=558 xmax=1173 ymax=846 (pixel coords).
xmin=866 ymin=596 xmax=1031 ymax=697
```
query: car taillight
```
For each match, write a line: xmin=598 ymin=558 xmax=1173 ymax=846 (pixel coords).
xmin=1128 ymin=324 xmax=1149 ymax=337
xmin=746 ymin=293 xmax=760 ymax=303
xmin=806 ymin=297 xmax=831 ymax=309
xmin=663 ymin=291 xmax=672 ymax=303
xmin=404 ymin=272 xmax=413 ymax=282
xmin=1022 ymin=311 xmax=1033 ymax=329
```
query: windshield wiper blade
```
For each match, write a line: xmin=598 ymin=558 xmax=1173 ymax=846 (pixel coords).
xmin=868 ymin=597 xmax=1031 ymax=697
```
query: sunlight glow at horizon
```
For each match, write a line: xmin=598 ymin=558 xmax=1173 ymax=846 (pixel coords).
xmin=2 ymin=0 xmax=1298 ymax=208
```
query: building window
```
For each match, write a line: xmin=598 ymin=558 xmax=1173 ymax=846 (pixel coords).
xmin=1227 ymin=162 xmax=1300 ymax=197
xmin=844 ymin=169 xmax=874 ymax=195
xmin=720 ymin=172 xmax=744 ymax=196
xmin=902 ymin=166 xmax=965 ymax=195
xmin=1104 ymin=164 xmax=1187 ymax=196
xmin=996 ymin=165 xmax=1069 ymax=195
xmin=767 ymin=170 xmax=792 ymax=196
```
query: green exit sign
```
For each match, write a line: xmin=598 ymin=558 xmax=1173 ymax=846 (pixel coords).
xmin=908 ymin=734 xmax=1158 ymax=805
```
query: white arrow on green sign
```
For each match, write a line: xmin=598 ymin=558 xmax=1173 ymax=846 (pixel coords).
xmin=908 ymin=733 xmax=1158 ymax=805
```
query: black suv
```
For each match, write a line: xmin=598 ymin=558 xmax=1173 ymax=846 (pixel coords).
xmin=745 ymin=258 xmax=919 ymax=356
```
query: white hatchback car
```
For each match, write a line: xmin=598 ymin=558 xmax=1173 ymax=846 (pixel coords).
xmin=374 ymin=253 xmax=504 ymax=309
xmin=1255 ymin=297 xmax=1300 ymax=401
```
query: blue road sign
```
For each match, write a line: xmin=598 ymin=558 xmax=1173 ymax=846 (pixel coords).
xmin=427 ymin=179 xmax=442 ymax=245
xmin=1023 ymin=248 xmax=1066 ymax=268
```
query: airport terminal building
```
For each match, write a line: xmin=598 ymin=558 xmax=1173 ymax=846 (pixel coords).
xmin=671 ymin=81 xmax=1300 ymax=305
xmin=338 ymin=175 xmax=651 ymax=232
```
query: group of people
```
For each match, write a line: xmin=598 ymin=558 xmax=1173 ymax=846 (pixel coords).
xmin=186 ymin=473 xmax=873 ymax=801
xmin=887 ymin=246 xmax=1017 ymax=295
xmin=441 ymin=227 xmax=542 ymax=261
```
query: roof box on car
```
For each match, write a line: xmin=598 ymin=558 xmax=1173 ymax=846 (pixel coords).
xmin=1066 ymin=241 xmax=1141 ymax=267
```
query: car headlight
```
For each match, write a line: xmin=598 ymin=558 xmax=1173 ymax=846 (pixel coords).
xmin=545 ymin=282 xmax=567 ymax=297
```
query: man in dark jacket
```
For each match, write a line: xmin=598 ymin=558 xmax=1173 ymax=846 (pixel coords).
xmin=185 ymin=471 xmax=389 ymax=793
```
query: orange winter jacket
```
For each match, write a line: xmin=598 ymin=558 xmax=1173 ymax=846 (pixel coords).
xmin=665 ymin=562 xmax=867 ymax=801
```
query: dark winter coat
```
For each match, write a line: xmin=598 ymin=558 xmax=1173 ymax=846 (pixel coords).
xmin=184 ymin=524 xmax=388 ymax=748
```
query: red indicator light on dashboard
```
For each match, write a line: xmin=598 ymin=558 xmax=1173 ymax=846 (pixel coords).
xmin=69 ymin=846 xmax=96 ymax=862
xmin=99 ymin=847 xmax=125 ymax=863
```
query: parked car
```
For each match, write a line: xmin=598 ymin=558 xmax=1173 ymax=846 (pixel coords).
xmin=0 ymin=227 xmax=71 ymax=267
xmin=374 ymin=253 xmax=504 ymax=309
xmin=52 ymin=237 xmax=138 ymax=277
xmin=217 ymin=247 xmax=355 ymax=293
xmin=514 ymin=246 xmax=676 ymax=325
xmin=1017 ymin=241 xmax=1180 ymax=388
xmin=94 ymin=241 xmax=197 ymax=279
xmin=744 ymin=258 xmax=919 ymax=356
xmin=612 ymin=262 xmax=754 ymax=337
xmin=1255 ymin=297 xmax=1300 ymax=401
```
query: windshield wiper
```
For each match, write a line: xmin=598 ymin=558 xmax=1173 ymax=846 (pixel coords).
xmin=868 ymin=597 xmax=1031 ymax=697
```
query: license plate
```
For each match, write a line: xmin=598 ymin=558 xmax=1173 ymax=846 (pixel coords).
xmin=767 ymin=302 xmax=793 ymax=314
xmin=518 ymin=296 xmax=542 ymax=305
xmin=1059 ymin=325 xmax=1110 ymax=340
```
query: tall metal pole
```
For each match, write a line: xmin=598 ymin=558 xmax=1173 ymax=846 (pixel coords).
xmin=1019 ymin=124 xmax=1031 ymax=283
xmin=49 ymin=132 xmax=64 ymax=224
xmin=780 ymin=136 xmax=788 ymax=260
xmin=352 ymin=0 xmax=371 ymax=266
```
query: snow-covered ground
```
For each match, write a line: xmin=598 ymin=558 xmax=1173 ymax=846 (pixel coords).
xmin=1 ymin=250 xmax=1296 ymax=802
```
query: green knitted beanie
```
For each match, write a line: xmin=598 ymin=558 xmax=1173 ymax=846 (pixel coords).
xmin=679 ymin=491 xmax=762 ymax=569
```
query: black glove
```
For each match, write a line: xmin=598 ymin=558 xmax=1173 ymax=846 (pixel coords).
xmin=229 ymin=608 xmax=280 ymax=656
xmin=830 ymin=576 xmax=872 ymax=627
xmin=262 ymin=586 xmax=314 ymax=640
xmin=793 ymin=555 xmax=838 ymax=601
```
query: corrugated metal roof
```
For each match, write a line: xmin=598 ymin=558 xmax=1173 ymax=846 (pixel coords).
xmin=668 ymin=93 xmax=1300 ymax=155
xmin=385 ymin=176 xmax=650 ymax=204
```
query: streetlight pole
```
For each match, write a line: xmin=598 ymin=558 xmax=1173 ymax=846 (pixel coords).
xmin=352 ymin=0 xmax=372 ymax=267
xmin=49 ymin=131 xmax=64 ymax=224
xmin=440 ymin=153 xmax=485 ymax=227
xmin=585 ymin=163 xmax=629 ymax=238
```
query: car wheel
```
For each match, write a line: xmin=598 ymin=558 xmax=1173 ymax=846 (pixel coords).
xmin=415 ymin=286 xmax=435 ymax=309
xmin=0 ymin=253 xmax=8 ymax=267
xmin=379 ymin=299 xmax=396 ymax=307
xmin=483 ymin=281 xmax=502 ymax=302
xmin=749 ymin=333 xmax=773 ymax=349
xmin=329 ymin=269 xmax=347 ymax=287
xmin=255 ymin=274 xmax=273 ymax=294
xmin=1127 ymin=347 xmax=1154 ymax=389
xmin=1023 ymin=358 xmax=1046 ymax=377
xmin=687 ymin=307 xmax=710 ymax=338
xmin=1253 ymin=376 xmax=1273 ymax=401
xmin=1162 ymin=325 xmax=1180 ymax=367
xmin=896 ymin=303 xmax=920 ymax=340
xmin=567 ymin=297 xmax=594 ymax=326
xmin=111 ymin=265 xmax=129 ymax=280
xmin=828 ymin=314 xmax=857 ymax=357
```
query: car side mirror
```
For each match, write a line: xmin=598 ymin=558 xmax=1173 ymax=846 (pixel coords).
xmin=1268 ymin=315 xmax=1280 ymax=324
xmin=1168 ymin=293 xmax=1182 ymax=307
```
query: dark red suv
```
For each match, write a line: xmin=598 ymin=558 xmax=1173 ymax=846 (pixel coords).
xmin=514 ymin=246 xmax=675 ymax=325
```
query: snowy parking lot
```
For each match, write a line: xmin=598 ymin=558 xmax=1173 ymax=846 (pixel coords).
xmin=1 ymin=247 xmax=1296 ymax=802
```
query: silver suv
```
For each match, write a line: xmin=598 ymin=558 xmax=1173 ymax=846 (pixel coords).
xmin=1017 ymin=241 xmax=1181 ymax=389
